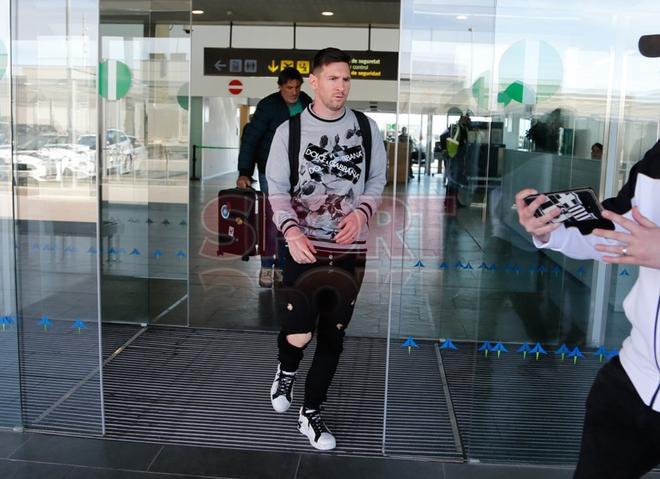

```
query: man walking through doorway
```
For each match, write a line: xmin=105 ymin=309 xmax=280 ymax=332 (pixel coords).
xmin=237 ymin=67 xmax=312 ymax=287
xmin=265 ymin=47 xmax=386 ymax=451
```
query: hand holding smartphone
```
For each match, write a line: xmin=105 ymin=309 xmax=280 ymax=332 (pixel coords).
xmin=523 ymin=187 xmax=615 ymax=235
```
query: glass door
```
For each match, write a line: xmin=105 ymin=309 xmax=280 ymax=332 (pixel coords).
xmin=0 ymin=0 xmax=21 ymax=430
xmin=386 ymin=0 xmax=660 ymax=464
xmin=9 ymin=0 xmax=103 ymax=434
xmin=99 ymin=1 xmax=191 ymax=326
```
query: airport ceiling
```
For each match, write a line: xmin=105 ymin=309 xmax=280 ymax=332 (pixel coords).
xmin=101 ymin=0 xmax=401 ymax=27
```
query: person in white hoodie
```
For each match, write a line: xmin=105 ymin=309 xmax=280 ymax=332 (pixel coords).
xmin=515 ymin=138 xmax=660 ymax=478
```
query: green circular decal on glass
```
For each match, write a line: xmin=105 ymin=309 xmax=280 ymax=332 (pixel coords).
xmin=497 ymin=40 xmax=563 ymax=106
xmin=177 ymin=82 xmax=189 ymax=110
xmin=0 ymin=40 xmax=7 ymax=80
xmin=99 ymin=59 xmax=132 ymax=100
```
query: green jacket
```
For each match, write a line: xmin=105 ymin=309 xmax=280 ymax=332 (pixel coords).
xmin=237 ymin=90 xmax=312 ymax=177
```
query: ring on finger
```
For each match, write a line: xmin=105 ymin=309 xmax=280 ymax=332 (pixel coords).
xmin=621 ymin=247 xmax=628 ymax=256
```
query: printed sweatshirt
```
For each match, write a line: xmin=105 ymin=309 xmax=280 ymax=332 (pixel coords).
xmin=266 ymin=105 xmax=387 ymax=254
xmin=534 ymin=140 xmax=660 ymax=411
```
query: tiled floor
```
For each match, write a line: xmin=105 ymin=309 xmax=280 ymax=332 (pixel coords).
xmin=1 ymin=430 xmax=659 ymax=479
xmin=0 ymin=430 xmax=561 ymax=479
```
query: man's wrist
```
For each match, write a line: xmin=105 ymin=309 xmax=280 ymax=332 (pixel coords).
xmin=283 ymin=223 xmax=302 ymax=239
xmin=356 ymin=208 xmax=369 ymax=225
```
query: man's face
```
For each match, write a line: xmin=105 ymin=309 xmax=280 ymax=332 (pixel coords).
xmin=279 ymin=79 xmax=302 ymax=105
xmin=309 ymin=62 xmax=351 ymax=112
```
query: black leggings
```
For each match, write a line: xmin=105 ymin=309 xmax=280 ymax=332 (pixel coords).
xmin=276 ymin=250 xmax=365 ymax=410
xmin=574 ymin=356 xmax=660 ymax=478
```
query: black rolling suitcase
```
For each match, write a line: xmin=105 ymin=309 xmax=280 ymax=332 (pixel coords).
xmin=216 ymin=187 xmax=266 ymax=260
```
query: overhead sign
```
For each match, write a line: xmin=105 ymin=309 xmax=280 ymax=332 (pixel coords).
xmin=99 ymin=59 xmax=132 ymax=101
xmin=228 ymin=79 xmax=243 ymax=95
xmin=204 ymin=48 xmax=398 ymax=81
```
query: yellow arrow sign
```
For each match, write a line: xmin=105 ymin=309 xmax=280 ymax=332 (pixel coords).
xmin=268 ymin=60 xmax=279 ymax=73
xmin=280 ymin=59 xmax=294 ymax=70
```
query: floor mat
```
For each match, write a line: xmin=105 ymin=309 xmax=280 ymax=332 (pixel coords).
xmin=102 ymin=327 xmax=462 ymax=459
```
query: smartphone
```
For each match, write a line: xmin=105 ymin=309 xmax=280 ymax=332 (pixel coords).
xmin=523 ymin=187 xmax=615 ymax=234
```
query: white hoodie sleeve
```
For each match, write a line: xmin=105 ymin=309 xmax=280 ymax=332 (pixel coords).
xmin=533 ymin=210 xmax=634 ymax=261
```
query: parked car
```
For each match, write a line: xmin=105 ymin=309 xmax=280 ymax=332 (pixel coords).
xmin=78 ymin=129 xmax=134 ymax=174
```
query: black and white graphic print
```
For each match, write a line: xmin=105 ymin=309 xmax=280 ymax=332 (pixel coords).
xmin=538 ymin=191 xmax=599 ymax=223
xmin=525 ymin=187 xmax=614 ymax=235
xmin=292 ymin=123 xmax=366 ymax=239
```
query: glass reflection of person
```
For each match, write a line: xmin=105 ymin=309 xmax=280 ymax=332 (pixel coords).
xmin=591 ymin=142 xmax=603 ymax=160
xmin=398 ymin=126 xmax=416 ymax=179
xmin=516 ymin=139 xmax=660 ymax=478
xmin=525 ymin=108 xmax=562 ymax=154
xmin=442 ymin=113 xmax=472 ymax=208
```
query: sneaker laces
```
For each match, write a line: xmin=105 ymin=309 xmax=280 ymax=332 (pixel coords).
xmin=305 ymin=408 xmax=330 ymax=435
xmin=275 ymin=371 xmax=295 ymax=398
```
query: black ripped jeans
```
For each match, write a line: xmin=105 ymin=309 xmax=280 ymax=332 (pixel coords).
xmin=275 ymin=249 xmax=366 ymax=410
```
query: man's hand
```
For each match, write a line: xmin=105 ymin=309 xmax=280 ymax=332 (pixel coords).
xmin=236 ymin=175 xmax=252 ymax=189
xmin=285 ymin=227 xmax=317 ymax=264
xmin=335 ymin=211 xmax=366 ymax=245
xmin=515 ymin=188 xmax=561 ymax=244
xmin=592 ymin=207 xmax=660 ymax=269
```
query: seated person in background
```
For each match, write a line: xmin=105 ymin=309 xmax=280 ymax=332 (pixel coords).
xmin=591 ymin=142 xmax=603 ymax=160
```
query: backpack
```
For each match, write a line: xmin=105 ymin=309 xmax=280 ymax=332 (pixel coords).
xmin=287 ymin=109 xmax=372 ymax=193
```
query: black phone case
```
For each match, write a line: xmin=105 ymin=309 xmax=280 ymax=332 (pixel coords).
xmin=523 ymin=187 xmax=615 ymax=235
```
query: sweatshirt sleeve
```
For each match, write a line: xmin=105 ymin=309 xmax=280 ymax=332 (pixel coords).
xmin=265 ymin=121 xmax=299 ymax=236
xmin=533 ymin=210 xmax=633 ymax=261
xmin=356 ymin=118 xmax=387 ymax=224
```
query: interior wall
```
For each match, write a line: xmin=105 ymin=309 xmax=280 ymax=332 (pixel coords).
xmin=201 ymin=96 xmax=244 ymax=179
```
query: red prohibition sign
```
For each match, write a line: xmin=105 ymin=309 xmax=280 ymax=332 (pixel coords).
xmin=228 ymin=79 xmax=243 ymax=95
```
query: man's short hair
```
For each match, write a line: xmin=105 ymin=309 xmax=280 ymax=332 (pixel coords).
xmin=278 ymin=67 xmax=303 ymax=86
xmin=312 ymin=47 xmax=352 ymax=74
xmin=592 ymin=142 xmax=603 ymax=150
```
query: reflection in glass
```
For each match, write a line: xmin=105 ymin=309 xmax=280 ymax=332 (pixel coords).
xmin=0 ymin=0 xmax=21 ymax=429
xmin=391 ymin=0 xmax=660 ymax=464
xmin=11 ymin=0 xmax=103 ymax=433
xmin=99 ymin=2 xmax=190 ymax=326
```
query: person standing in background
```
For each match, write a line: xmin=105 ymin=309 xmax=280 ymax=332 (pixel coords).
xmin=236 ymin=67 xmax=312 ymax=287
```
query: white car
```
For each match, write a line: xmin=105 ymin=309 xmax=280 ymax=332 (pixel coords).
xmin=78 ymin=129 xmax=134 ymax=175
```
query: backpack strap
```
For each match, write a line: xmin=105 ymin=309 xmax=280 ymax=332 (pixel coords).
xmin=288 ymin=113 xmax=301 ymax=194
xmin=352 ymin=109 xmax=372 ymax=180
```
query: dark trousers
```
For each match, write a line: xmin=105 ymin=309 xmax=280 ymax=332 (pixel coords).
xmin=275 ymin=250 xmax=366 ymax=410
xmin=574 ymin=356 xmax=660 ymax=478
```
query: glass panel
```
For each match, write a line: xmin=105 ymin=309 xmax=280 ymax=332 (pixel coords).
xmin=99 ymin=1 xmax=190 ymax=326
xmin=12 ymin=0 xmax=102 ymax=433
xmin=386 ymin=1 xmax=499 ymax=459
xmin=602 ymin=5 xmax=660 ymax=346
xmin=390 ymin=0 xmax=659 ymax=465
xmin=0 ymin=0 xmax=21 ymax=429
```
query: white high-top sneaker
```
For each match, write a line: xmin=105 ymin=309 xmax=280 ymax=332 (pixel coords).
xmin=270 ymin=364 xmax=296 ymax=413
xmin=297 ymin=407 xmax=336 ymax=451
